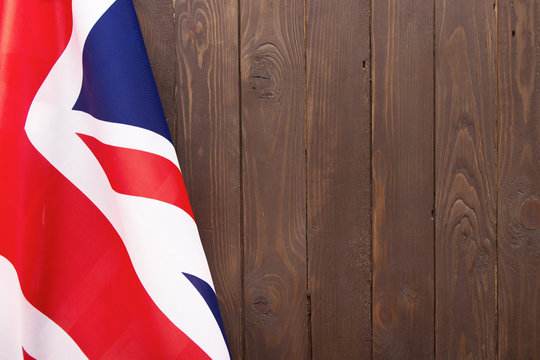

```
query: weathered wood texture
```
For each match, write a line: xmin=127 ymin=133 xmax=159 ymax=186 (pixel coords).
xmin=306 ymin=0 xmax=371 ymax=358
xmin=173 ymin=0 xmax=243 ymax=359
xmin=240 ymin=0 xmax=308 ymax=359
xmin=135 ymin=0 xmax=540 ymax=357
xmin=435 ymin=0 xmax=497 ymax=359
xmin=372 ymin=0 xmax=435 ymax=358
xmin=498 ymin=0 xmax=540 ymax=358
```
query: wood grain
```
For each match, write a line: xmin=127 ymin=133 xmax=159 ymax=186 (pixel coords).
xmin=372 ymin=0 xmax=435 ymax=358
xmin=174 ymin=0 xmax=243 ymax=358
xmin=498 ymin=0 xmax=540 ymax=358
xmin=240 ymin=0 xmax=308 ymax=357
xmin=133 ymin=0 xmax=177 ymax=144
xmin=133 ymin=0 xmax=540 ymax=357
xmin=435 ymin=0 xmax=497 ymax=358
xmin=306 ymin=0 xmax=371 ymax=358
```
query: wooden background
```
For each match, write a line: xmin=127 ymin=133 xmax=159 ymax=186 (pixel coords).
xmin=132 ymin=0 xmax=540 ymax=358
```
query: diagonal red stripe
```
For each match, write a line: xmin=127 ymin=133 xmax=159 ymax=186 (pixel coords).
xmin=22 ymin=348 xmax=36 ymax=360
xmin=78 ymin=133 xmax=194 ymax=219
xmin=0 ymin=1 xmax=208 ymax=358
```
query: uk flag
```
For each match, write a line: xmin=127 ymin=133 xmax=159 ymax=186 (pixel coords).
xmin=0 ymin=0 xmax=229 ymax=358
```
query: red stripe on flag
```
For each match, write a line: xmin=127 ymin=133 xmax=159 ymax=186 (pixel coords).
xmin=0 ymin=1 xmax=208 ymax=358
xmin=23 ymin=348 xmax=36 ymax=360
xmin=78 ymin=133 xmax=195 ymax=219
xmin=18 ymin=171 xmax=209 ymax=359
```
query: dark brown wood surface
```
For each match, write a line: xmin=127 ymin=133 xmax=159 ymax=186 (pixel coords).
xmin=435 ymin=0 xmax=497 ymax=359
xmin=372 ymin=0 xmax=435 ymax=358
xmin=240 ymin=0 xmax=308 ymax=358
xmin=306 ymin=0 xmax=371 ymax=358
xmin=135 ymin=0 xmax=540 ymax=358
xmin=173 ymin=0 xmax=244 ymax=359
xmin=498 ymin=0 xmax=540 ymax=358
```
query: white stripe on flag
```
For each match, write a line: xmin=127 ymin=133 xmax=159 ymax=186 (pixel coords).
xmin=0 ymin=256 xmax=88 ymax=360
xmin=23 ymin=0 xmax=229 ymax=358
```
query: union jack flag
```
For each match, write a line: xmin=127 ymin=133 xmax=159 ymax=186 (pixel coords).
xmin=0 ymin=0 xmax=229 ymax=358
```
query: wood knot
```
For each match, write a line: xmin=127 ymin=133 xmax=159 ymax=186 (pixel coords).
xmin=252 ymin=295 xmax=270 ymax=314
xmin=457 ymin=112 xmax=474 ymax=130
xmin=179 ymin=12 xmax=206 ymax=46
xmin=177 ymin=7 xmax=209 ymax=68
xmin=248 ymin=60 xmax=278 ymax=100
xmin=460 ymin=217 xmax=473 ymax=241
xmin=247 ymin=294 xmax=276 ymax=326
xmin=473 ymin=248 xmax=489 ymax=269
xmin=401 ymin=284 xmax=421 ymax=305
xmin=521 ymin=196 xmax=540 ymax=230
xmin=185 ymin=17 xmax=200 ymax=33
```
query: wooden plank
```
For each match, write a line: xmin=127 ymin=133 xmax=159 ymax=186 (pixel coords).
xmin=133 ymin=0 xmax=177 ymax=144
xmin=434 ymin=0 xmax=497 ymax=358
xmin=305 ymin=0 xmax=371 ymax=358
xmin=239 ymin=0 xmax=307 ymax=357
xmin=174 ymin=0 xmax=243 ymax=358
xmin=498 ymin=0 xmax=540 ymax=358
xmin=371 ymin=0 xmax=435 ymax=358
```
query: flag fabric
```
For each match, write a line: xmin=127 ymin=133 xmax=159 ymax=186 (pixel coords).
xmin=0 ymin=0 xmax=229 ymax=358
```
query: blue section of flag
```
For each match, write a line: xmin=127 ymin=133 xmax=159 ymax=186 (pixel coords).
xmin=183 ymin=272 xmax=230 ymax=354
xmin=73 ymin=0 xmax=172 ymax=141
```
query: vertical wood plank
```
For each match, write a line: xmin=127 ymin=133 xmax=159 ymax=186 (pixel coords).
xmin=174 ymin=0 xmax=243 ymax=358
xmin=435 ymin=0 xmax=497 ymax=358
xmin=133 ymin=0 xmax=177 ymax=144
xmin=498 ymin=0 xmax=540 ymax=357
xmin=372 ymin=0 xmax=435 ymax=358
xmin=240 ymin=0 xmax=307 ymax=357
xmin=306 ymin=0 xmax=371 ymax=358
